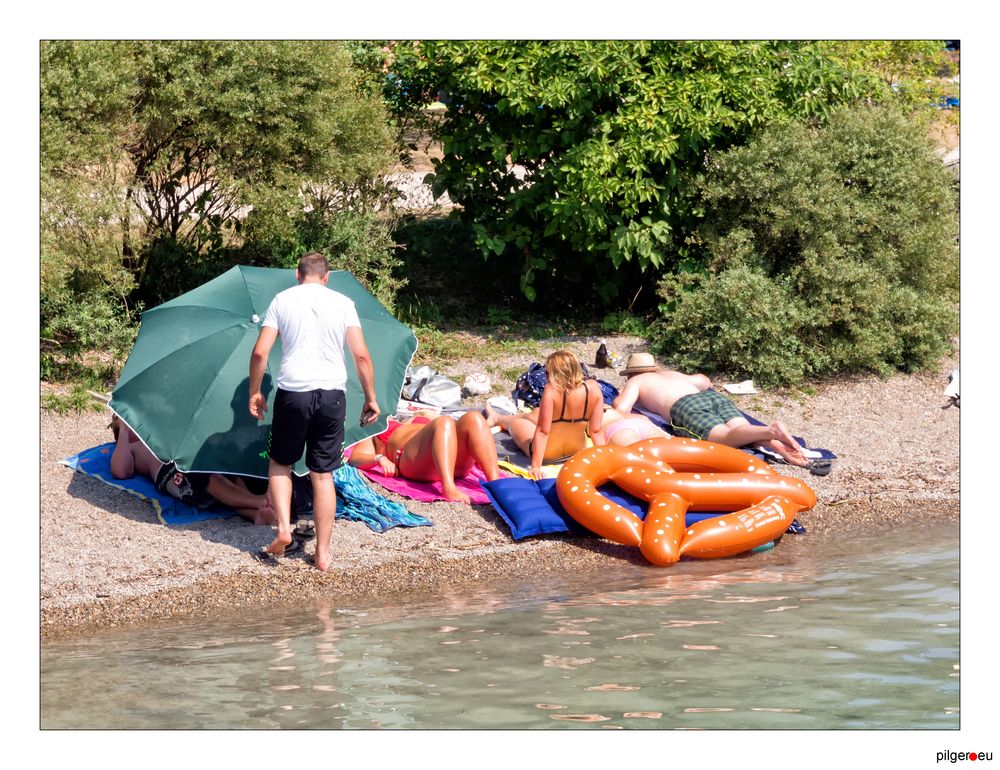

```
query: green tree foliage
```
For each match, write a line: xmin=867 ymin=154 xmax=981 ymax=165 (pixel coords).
xmin=41 ymin=40 xmax=401 ymax=379
xmin=651 ymin=104 xmax=958 ymax=386
xmin=817 ymin=41 xmax=956 ymax=110
xmin=390 ymin=40 xmax=880 ymax=303
xmin=40 ymin=41 xmax=143 ymax=381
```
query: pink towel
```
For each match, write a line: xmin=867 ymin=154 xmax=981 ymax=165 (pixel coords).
xmin=358 ymin=463 xmax=496 ymax=504
xmin=343 ymin=446 xmax=502 ymax=504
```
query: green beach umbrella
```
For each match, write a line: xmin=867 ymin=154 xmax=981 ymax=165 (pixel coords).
xmin=109 ymin=265 xmax=417 ymax=478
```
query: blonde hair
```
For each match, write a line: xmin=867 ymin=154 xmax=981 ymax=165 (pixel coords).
xmin=545 ymin=350 xmax=584 ymax=391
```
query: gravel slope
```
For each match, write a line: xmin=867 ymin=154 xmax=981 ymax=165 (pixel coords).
xmin=40 ymin=335 xmax=959 ymax=638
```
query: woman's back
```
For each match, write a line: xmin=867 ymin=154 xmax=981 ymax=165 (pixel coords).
xmin=543 ymin=379 xmax=599 ymax=460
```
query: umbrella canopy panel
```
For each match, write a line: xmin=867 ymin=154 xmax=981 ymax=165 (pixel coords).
xmin=110 ymin=265 xmax=417 ymax=478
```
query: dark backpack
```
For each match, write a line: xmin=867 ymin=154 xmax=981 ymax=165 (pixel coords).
xmin=511 ymin=362 xmax=548 ymax=408
xmin=512 ymin=362 xmax=619 ymax=409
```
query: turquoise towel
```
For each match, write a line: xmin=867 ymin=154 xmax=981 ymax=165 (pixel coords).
xmin=62 ymin=443 xmax=432 ymax=531
xmin=334 ymin=464 xmax=433 ymax=532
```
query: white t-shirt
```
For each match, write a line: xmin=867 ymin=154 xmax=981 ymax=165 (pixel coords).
xmin=261 ymin=282 xmax=361 ymax=392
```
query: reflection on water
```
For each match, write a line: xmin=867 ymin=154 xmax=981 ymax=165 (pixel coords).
xmin=41 ymin=522 xmax=959 ymax=729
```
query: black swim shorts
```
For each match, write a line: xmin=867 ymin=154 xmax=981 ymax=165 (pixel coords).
xmin=154 ymin=462 xmax=215 ymax=508
xmin=270 ymin=388 xmax=346 ymax=473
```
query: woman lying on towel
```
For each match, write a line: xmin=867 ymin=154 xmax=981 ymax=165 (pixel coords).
xmin=484 ymin=350 xmax=606 ymax=479
xmin=600 ymin=407 xmax=671 ymax=446
xmin=349 ymin=410 xmax=501 ymax=504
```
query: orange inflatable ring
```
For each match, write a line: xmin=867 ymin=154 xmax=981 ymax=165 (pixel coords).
xmin=556 ymin=437 xmax=817 ymax=566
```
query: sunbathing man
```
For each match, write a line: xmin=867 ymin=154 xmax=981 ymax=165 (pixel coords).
xmin=611 ymin=353 xmax=809 ymax=467
xmin=109 ymin=415 xmax=276 ymax=524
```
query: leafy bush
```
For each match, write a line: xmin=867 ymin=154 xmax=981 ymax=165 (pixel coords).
xmin=601 ymin=311 xmax=650 ymax=337
xmin=650 ymin=104 xmax=958 ymax=385
xmin=391 ymin=41 xmax=883 ymax=304
xmin=655 ymin=264 xmax=808 ymax=386
xmin=392 ymin=216 xmax=525 ymax=322
xmin=41 ymin=41 xmax=401 ymax=381
xmin=241 ymin=208 xmax=405 ymax=311
xmin=40 ymin=285 xmax=138 ymax=386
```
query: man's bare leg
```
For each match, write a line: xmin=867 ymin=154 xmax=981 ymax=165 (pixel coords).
xmin=265 ymin=461 xmax=294 ymax=555
xmin=707 ymin=419 xmax=808 ymax=467
xmin=310 ymin=470 xmax=336 ymax=571
xmin=206 ymin=475 xmax=275 ymax=525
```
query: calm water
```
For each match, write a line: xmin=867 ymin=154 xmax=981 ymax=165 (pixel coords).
xmin=41 ymin=522 xmax=959 ymax=729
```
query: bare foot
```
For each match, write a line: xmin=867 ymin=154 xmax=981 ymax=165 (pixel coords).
xmin=766 ymin=436 xmax=809 ymax=467
xmin=314 ymin=550 xmax=331 ymax=571
xmin=442 ymin=486 xmax=472 ymax=505
xmin=253 ymin=500 xmax=277 ymax=526
xmin=265 ymin=530 xmax=292 ymax=556
xmin=770 ymin=421 xmax=799 ymax=449
xmin=482 ymin=404 xmax=500 ymax=430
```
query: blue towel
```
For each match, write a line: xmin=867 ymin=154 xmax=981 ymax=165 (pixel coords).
xmin=61 ymin=443 xmax=231 ymax=525
xmin=62 ymin=443 xmax=432 ymax=531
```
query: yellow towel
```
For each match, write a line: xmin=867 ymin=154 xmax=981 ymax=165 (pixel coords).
xmin=497 ymin=460 xmax=561 ymax=479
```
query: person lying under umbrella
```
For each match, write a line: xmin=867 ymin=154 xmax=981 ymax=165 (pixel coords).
xmin=109 ymin=415 xmax=276 ymax=525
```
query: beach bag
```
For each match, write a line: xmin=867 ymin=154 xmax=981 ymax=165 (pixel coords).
xmin=512 ymin=362 xmax=619 ymax=408
xmin=403 ymin=366 xmax=463 ymax=409
xmin=512 ymin=362 xmax=548 ymax=408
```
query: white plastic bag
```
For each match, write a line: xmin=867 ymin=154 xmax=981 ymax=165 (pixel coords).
xmin=463 ymin=373 xmax=491 ymax=396
xmin=403 ymin=366 xmax=462 ymax=408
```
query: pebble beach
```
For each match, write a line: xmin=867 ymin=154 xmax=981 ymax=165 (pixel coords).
xmin=39 ymin=336 xmax=960 ymax=640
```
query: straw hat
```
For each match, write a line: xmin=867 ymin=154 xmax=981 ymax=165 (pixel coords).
xmin=621 ymin=352 xmax=659 ymax=377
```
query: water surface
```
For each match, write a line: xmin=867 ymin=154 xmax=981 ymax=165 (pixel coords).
xmin=41 ymin=522 xmax=959 ymax=729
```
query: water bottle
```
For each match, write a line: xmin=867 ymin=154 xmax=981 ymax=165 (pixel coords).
xmin=595 ymin=341 xmax=609 ymax=368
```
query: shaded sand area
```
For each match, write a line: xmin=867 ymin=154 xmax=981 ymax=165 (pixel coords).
xmin=40 ymin=336 xmax=959 ymax=639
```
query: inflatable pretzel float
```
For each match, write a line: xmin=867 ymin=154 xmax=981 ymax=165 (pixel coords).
xmin=556 ymin=437 xmax=816 ymax=566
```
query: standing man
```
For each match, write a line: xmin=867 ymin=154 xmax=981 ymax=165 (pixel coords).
xmin=249 ymin=252 xmax=380 ymax=570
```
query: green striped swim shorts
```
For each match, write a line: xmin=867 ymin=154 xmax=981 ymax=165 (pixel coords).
xmin=669 ymin=389 xmax=743 ymax=440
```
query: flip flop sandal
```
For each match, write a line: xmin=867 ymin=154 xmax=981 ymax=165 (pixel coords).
xmin=808 ymin=459 xmax=833 ymax=477
xmin=252 ymin=536 xmax=302 ymax=562
xmin=294 ymin=520 xmax=316 ymax=537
